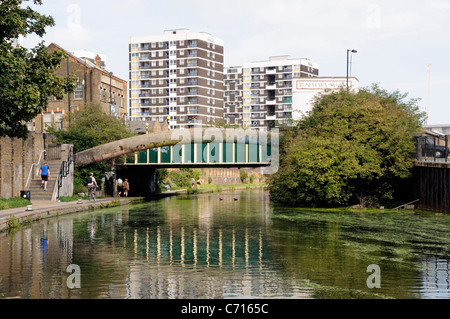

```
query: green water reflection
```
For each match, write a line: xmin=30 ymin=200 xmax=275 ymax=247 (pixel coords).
xmin=0 ymin=189 xmax=449 ymax=299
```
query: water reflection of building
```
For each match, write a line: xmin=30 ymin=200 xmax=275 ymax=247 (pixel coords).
xmin=0 ymin=191 xmax=309 ymax=299
xmin=0 ymin=218 xmax=74 ymax=298
xmin=421 ymin=256 xmax=450 ymax=298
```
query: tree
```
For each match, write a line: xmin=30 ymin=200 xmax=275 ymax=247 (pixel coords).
xmin=268 ymin=85 xmax=425 ymax=207
xmin=0 ymin=0 xmax=75 ymax=139
xmin=50 ymin=103 xmax=135 ymax=153
xmin=48 ymin=103 xmax=135 ymax=191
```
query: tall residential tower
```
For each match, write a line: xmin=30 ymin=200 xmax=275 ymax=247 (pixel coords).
xmin=129 ymin=29 xmax=224 ymax=129
xmin=224 ymin=56 xmax=319 ymax=130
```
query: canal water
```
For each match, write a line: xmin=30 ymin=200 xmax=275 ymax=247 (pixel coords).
xmin=1 ymin=188 xmax=450 ymax=299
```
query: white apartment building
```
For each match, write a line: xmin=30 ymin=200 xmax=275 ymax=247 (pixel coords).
xmin=224 ymin=56 xmax=319 ymax=130
xmin=129 ymin=29 xmax=224 ymax=129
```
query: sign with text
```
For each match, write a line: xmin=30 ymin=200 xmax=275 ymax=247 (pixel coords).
xmin=296 ymin=80 xmax=348 ymax=90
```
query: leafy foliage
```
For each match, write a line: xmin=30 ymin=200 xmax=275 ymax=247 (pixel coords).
xmin=268 ymin=85 xmax=424 ymax=207
xmin=168 ymin=168 xmax=201 ymax=188
xmin=0 ymin=0 xmax=76 ymax=138
xmin=49 ymin=103 xmax=135 ymax=190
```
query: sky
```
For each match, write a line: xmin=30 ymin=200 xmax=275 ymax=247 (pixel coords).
xmin=21 ymin=0 xmax=450 ymax=125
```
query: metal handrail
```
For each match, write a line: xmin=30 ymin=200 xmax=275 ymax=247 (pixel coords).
xmin=26 ymin=150 xmax=46 ymax=189
xmin=57 ymin=146 xmax=73 ymax=200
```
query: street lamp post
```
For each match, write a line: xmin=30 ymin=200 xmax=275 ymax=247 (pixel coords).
xmin=347 ymin=49 xmax=357 ymax=90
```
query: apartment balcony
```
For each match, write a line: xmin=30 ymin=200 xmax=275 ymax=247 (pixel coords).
xmin=187 ymin=99 xmax=198 ymax=105
xmin=139 ymin=64 xmax=150 ymax=70
xmin=266 ymin=68 xmax=276 ymax=74
xmin=266 ymin=99 xmax=276 ymax=105
xmin=187 ymin=90 xmax=198 ymax=95
xmin=187 ymin=61 xmax=198 ymax=67
xmin=187 ymin=41 xmax=198 ymax=48
xmin=266 ymin=84 xmax=276 ymax=90
xmin=187 ymin=71 xmax=198 ymax=76
xmin=283 ymin=67 xmax=293 ymax=73
xmin=187 ymin=81 xmax=198 ymax=86
xmin=266 ymin=115 xmax=276 ymax=121
xmin=140 ymin=45 xmax=150 ymax=51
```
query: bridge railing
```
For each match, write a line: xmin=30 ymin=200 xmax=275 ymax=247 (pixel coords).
xmin=414 ymin=135 xmax=449 ymax=163
xmin=123 ymin=142 xmax=272 ymax=166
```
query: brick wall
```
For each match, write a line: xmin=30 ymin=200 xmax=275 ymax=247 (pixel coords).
xmin=0 ymin=133 xmax=44 ymax=199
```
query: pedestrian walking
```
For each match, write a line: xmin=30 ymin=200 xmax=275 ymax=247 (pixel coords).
xmin=40 ymin=162 xmax=50 ymax=191
xmin=123 ymin=178 xmax=129 ymax=197
xmin=117 ymin=177 xmax=123 ymax=197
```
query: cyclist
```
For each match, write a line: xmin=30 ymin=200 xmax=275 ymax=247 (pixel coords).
xmin=87 ymin=173 xmax=98 ymax=201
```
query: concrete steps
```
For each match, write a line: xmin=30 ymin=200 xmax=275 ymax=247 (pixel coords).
xmin=27 ymin=160 xmax=63 ymax=201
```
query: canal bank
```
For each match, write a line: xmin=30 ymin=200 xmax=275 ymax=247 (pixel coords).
xmin=0 ymin=197 xmax=144 ymax=233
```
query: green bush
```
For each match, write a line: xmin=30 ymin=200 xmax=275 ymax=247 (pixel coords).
xmin=168 ymin=168 xmax=200 ymax=188
xmin=73 ymin=176 xmax=88 ymax=194
xmin=239 ymin=168 xmax=248 ymax=183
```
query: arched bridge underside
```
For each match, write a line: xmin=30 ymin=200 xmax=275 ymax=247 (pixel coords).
xmin=74 ymin=128 xmax=279 ymax=172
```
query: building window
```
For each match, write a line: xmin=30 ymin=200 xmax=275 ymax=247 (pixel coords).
xmin=74 ymin=82 xmax=83 ymax=99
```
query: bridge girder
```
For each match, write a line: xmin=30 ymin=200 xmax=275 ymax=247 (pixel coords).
xmin=73 ymin=128 xmax=275 ymax=167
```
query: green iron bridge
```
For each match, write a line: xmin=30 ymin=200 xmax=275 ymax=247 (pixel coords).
xmin=122 ymin=141 xmax=273 ymax=168
xmin=72 ymin=128 xmax=279 ymax=196
xmin=74 ymin=128 xmax=278 ymax=171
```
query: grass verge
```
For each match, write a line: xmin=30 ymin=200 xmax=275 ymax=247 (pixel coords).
xmin=0 ymin=198 xmax=31 ymax=210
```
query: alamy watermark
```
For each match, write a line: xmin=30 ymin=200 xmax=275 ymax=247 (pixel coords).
xmin=366 ymin=3 xmax=382 ymax=29
xmin=66 ymin=264 xmax=81 ymax=289
xmin=366 ymin=264 xmax=381 ymax=288
xmin=170 ymin=127 xmax=280 ymax=174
